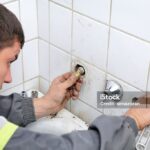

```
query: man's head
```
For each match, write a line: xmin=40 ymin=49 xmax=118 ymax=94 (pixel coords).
xmin=0 ymin=4 xmax=25 ymax=89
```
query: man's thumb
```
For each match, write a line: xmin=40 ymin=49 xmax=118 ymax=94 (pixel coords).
xmin=63 ymin=73 xmax=78 ymax=89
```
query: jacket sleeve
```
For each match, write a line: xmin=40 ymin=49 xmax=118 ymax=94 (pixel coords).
xmin=5 ymin=115 xmax=138 ymax=150
xmin=0 ymin=93 xmax=36 ymax=126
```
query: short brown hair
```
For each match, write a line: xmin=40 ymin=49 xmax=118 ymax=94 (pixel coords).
xmin=0 ymin=4 xmax=24 ymax=49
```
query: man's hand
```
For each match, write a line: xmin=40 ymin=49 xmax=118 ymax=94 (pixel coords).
xmin=125 ymin=94 xmax=150 ymax=130
xmin=33 ymin=72 xmax=83 ymax=119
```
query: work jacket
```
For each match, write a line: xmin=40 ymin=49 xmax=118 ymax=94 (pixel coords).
xmin=0 ymin=93 xmax=138 ymax=150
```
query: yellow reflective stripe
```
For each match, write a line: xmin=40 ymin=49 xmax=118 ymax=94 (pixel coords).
xmin=0 ymin=122 xmax=18 ymax=150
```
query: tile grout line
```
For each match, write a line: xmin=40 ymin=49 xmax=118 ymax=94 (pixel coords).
xmin=146 ymin=62 xmax=150 ymax=92
xmin=106 ymin=72 xmax=144 ymax=92
xmin=105 ymin=0 xmax=113 ymax=82
xmin=111 ymin=26 xmax=150 ymax=44
xmin=2 ymin=0 xmax=17 ymax=5
xmin=70 ymin=0 xmax=74 ymax=63
xmin=103 ymin=0 xmax=113 ymax=115
xmin=36 ymin=0 xmax=40 ymax=91
xmin=78 ymin=98 xmax=103 ymax=114
xmin=25 ymin=37 xmax=39 ymax=43
xmin=49 ymin=1 xmax=51 ymax=83
xmin=40 ymin=76 xmax=50 ymax=83
xmin=69 ymin=0 xmax=74 ymax=112
xmin=0 ymin=83 xmax=24 ymax=94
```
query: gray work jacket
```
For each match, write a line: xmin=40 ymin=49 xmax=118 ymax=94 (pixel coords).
xmin=0 ymin=93 xmax=138 ymax=150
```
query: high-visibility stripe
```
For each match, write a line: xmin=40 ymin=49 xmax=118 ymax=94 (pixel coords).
xmin=0 ymin=122 xmax=18 ymax=150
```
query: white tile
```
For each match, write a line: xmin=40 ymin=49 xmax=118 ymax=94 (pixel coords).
xmin=148 ymin=68 xmax=150 ymax=92
xmin=65 ymin=100 xmax=71 ymax=111
xmin=23 ymin=40 xmax=39 ymax=81
xmin=0 ymin=84 xmax=23 ymax=96
xmin=0 ymin=0 xmax=12 ymax=4
xmin=52 ymin=0 xmax=72 ymax=8
xmin=39 ymin=40 xmax=50 ymax=80
xmin=72 ymin=57 xmax=106 ymax=110
xmin=24 ymin=77 xmax=39 ymax=91
xmin=111 ymin=0 xmax=150 ymax=41
xmin=108 ymin=29 xmax=150 ymax=91
xmin=4 ymin=1 xmax=20 ymax=19
xmin=20 ymin=0 xmax=38 ymax=40
xmin=71 ymin=100 xmax=103 ymax=124
xmin=39 ymin=77 xmax=50 ymax=94
xmin=37 ymin=0 xmax=49 ymax=41
xmin=72 ymin=13 xmax=109 ymax=71
xmin=148 ymin=84 xmax=150 ymax=92
xmin=148 ymin=83 xmax=150 ymax=92
xmin=2 ymin=52 xmax=23 ymax=91
xmin=50 ymin=2 xmax=72 ymax=52
xmin=74 ymin=0 xmax=111 ymax=24
xmin=50 ymin=45 xmax=71 ymax=81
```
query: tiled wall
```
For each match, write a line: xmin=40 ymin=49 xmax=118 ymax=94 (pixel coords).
xmin=0 ymin=0 xmax=39 ymax=95
xmin=1 ymin=0 xmax=150 ymax=124
xmin=38 ymin=0 xmax=150 ymax=123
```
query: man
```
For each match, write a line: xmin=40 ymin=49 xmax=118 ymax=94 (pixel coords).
xmin=0 ymin=4 xmax=150 ymax=150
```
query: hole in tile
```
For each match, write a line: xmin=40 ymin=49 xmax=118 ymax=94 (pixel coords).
xmin=74 ymin=64 xmax=86 ymax=76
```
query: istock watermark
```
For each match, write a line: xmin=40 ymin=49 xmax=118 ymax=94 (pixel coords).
xmin=97 ymin=91 xmax=150 ymax=108
xmin=99 ymin=93 xmax=121 ymax=102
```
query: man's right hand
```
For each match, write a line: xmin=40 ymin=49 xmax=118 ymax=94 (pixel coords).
xmin=33 ymin=72 xmax=83 ymax=119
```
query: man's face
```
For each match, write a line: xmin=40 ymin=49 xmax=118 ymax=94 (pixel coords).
xmin=0 ymin=41 xmax=20 ymax=89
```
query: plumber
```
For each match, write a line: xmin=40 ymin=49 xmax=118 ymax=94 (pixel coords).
xmin=0 ymin=4 xmax=150 ymax=150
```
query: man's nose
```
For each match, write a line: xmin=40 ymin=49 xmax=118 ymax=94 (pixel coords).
xmin=4 ymin=69 xmax=12 ymax=83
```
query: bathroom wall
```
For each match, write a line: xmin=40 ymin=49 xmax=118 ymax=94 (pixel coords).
xmin=0 ymin=0 xmax=39 ymax=95
xmin=0 ymin=0 xmax=150 ymax=124
xmin=37 ymin=0 xmax=150 ymax=123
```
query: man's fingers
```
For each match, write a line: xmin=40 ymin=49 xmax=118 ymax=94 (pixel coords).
xmin=72 ymin=96 xmax=78 ymax=100
xmin=75 ymin=82 xmax=82 ymax=91
xmin=73 ymin=89 xmax=79 ymax=96
xmin=58 ymin=72 xmax=83 ymax=86
xmin=71 ymin=88 xmax=79 ymax=100
xmin=58 ymin=72 xmax=72 ymax=82
xmin=78 ymin=77 xmax=84 ymax=83
xmin=62 ymin=72 xmax=72 ymax=79
xmin=63 ymin=73 xmax=79 ymax=89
